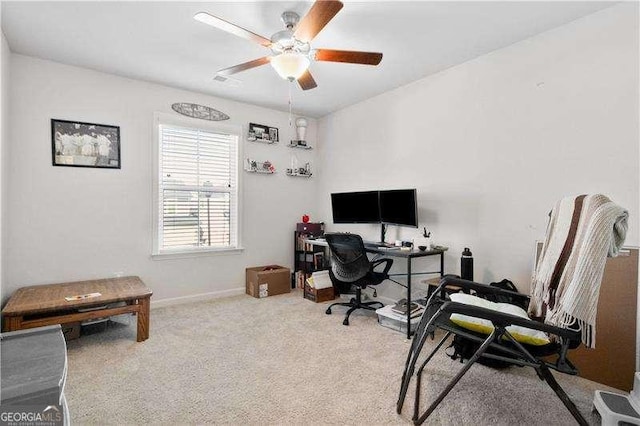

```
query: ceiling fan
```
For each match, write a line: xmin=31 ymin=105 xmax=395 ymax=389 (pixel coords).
xmin=194 ymin=0 xmax=383 ymax=91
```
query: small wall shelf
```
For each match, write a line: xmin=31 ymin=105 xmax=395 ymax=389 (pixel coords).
xmin=245 ymin=159 xmax=276 ymax=174
xmin=288 ymin=141 xmax=312 ymax=150
xmin=247 ymin=137 xmax=277 ymax=145
xmin=286 ymin=171 xmax=312 ymax=178
xmin=246 ymin=169 xmax=276 ymax=174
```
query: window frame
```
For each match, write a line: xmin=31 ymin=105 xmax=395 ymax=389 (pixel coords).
xmin=152 ymin=112 xmax=243 ymax=259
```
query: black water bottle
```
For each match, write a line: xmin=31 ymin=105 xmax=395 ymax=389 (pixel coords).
xmin=461 ymin=247 xmax=474 ymax=281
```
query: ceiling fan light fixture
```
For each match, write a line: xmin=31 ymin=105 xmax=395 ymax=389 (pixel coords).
xmin=270 ymin=52 xmax=310 ymax=81
xmin=197 ymin=1 xmax=381 ymax=91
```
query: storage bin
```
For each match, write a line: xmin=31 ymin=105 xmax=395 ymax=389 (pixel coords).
xmin=303 ymin=283 xmax=335 ymax=303
xmin=375 ymin=304 xmax=423 ymax=334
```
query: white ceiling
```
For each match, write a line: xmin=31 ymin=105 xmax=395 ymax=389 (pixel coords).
xmin=2 ymin=1 xmax=613 ymax=117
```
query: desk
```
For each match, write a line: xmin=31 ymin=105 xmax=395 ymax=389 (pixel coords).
xmin=2 ymin=276 xmax=152 ymax=342
xmin=304 ymin=239 xmax=446 ymax=339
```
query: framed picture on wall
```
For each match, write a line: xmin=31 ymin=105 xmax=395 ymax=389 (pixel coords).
xmin=247 ymin=122 xmax=279 ymax=143
xmin=51 ymin=119 xmax=121 ymax=169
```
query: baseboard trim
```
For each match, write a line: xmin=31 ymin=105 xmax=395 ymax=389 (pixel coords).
xmin=152 ymin=289 xmax=395 ymax=309
xmin=151 ymin=287 xmax=245 ymax=309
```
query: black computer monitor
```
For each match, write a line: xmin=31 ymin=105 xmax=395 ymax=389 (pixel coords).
xmin=331 ymin=191 xmax=381 ymax=224
xmin=379 ymin=189 xmax=418 ymax=227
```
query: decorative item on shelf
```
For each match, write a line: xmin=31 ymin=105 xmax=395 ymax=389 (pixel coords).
xmin=302 ymin=214 xmax=310 ymax=223
xmin=296 ymin=117 xmax=308 ymax=141
xmin=288 ymin=140 xmax=312 ymax=149
xmin=171 ymin=102 xmax=230 ymax=121
xmin=248 ymin=122 xmax=279 ymax=143
xmin=286 ymin=162 xmax=312 ymax=178
xmin=245 ymin=158 xmax=276 ymax=174
xmin=295 ymin=117 xmax=307 ymax=140
xmin=51 ymin=119 xmax=120 ymax=169
xmin=289 ymin=117 xmax=311 ymax=148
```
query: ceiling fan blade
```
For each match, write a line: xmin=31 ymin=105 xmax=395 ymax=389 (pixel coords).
xmin=217 ymin=57 xmax=271 ymax=76
xmin=298 ymin=70 xmax=318 ymax=91
xmin=294 ymin=1 xmax=344 ymax=43
xmin=314 ymin=49 xmax=383 ymax=65
xmin=194 ymin=12 xmax=272 ymax=47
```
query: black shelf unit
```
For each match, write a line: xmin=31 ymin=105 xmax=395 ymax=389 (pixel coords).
xmin=292 ymin=222 xmax=327 ymax=289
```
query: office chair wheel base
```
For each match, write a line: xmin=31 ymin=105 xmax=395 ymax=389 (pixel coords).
xmin=326 ymin=308 xmax=332 ymax=315
xmin=343 ymin=318 xmax=349 ymax=326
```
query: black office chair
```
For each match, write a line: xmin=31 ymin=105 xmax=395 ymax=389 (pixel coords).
xmin=324 ymin=233 xmax=393 ymax=326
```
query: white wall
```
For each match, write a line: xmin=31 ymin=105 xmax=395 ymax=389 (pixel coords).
xmin=0 ymin=27 xmax=10 ymax=300
xmin=3 ymin=4 xmax=638 ymax=308
xmin=317 ymin=3 xmax=639 ymax=299
xmin=4 ymin=55 xmax=317 ymax=305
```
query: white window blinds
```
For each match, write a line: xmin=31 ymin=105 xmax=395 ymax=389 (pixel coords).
xmin=158 ymin=124 xmax=239 ymax=252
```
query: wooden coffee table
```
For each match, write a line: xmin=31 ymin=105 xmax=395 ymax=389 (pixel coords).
xmin=2 ymin=276 xmax=152 ymax=342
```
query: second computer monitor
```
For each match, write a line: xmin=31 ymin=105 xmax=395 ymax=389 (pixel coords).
xmin=379 ymin=189 xmax=418 ymax=227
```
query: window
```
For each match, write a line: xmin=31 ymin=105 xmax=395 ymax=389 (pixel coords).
xmin=154 ymin=117 xmax=240 ymax=255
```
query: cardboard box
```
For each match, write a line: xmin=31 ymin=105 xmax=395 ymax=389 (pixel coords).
xmin=246 ymin=265 xmax=291 ymax=298
xmin=304 ymin=283 xmax=335 ymax=303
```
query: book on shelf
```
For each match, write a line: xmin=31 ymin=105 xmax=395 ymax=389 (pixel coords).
xmin=313 ymin=252 xmax=324 ymax=269
xmin=297 ymin=233 xmax=322 ymax=252
xmin=295 ymin=271 xmax=308 ymax=289
xmin=298 ymin=253 xmax=315 ymax=262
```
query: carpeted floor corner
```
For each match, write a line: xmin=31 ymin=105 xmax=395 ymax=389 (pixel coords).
xmin=65 ymin=291 xmax=607 ymax=425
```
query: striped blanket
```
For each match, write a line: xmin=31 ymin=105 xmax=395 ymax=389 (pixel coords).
xmin=528 ymin=194 xmax=628 ymax=348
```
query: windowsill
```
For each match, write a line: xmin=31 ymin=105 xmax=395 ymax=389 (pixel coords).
xmin=151 ymin=247 xmax=244 ymax=260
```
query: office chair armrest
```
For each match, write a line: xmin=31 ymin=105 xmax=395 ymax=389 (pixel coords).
xmin=439 ymin=301 xmax=581 ymax=341
xmin=371 ymin=258 xmax=393 ymax=276
xmin=439 ymin=276 xmax=530 ymax=303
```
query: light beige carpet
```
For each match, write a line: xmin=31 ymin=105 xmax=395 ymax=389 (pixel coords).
xmin=65 ymin=291 xmax=607 ymax=425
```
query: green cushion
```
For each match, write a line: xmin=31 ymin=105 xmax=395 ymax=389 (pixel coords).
xmin=449 ymin=293 xmax=550 ymax=346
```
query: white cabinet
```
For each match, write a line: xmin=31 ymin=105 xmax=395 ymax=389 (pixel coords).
xmin=1 ymin=325 xmax=69 ymax=424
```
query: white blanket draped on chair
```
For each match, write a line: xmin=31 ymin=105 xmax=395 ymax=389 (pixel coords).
xmin=528 ymin=194 xmax=628 ymax=348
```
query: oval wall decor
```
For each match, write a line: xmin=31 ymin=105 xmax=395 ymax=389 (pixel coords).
xmin=171 ymin=103 xmax=230 ymax=121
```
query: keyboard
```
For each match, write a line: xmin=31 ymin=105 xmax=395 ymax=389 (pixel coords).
xmin=364 ymin=240 xmax=394 ymax=248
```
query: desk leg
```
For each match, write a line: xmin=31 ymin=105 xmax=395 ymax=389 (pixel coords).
xmin=303 ymin=245 xmax=307 ymax=290
xmin=440 ymin=252 xmax=446 ymax=299
xmin=137 ymin=297 xmax=150 ymax=342
xmin=3 ymin=315 xmax=22 ymax=332
xmin=406 ymin=257 xmax=412 ymax=340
